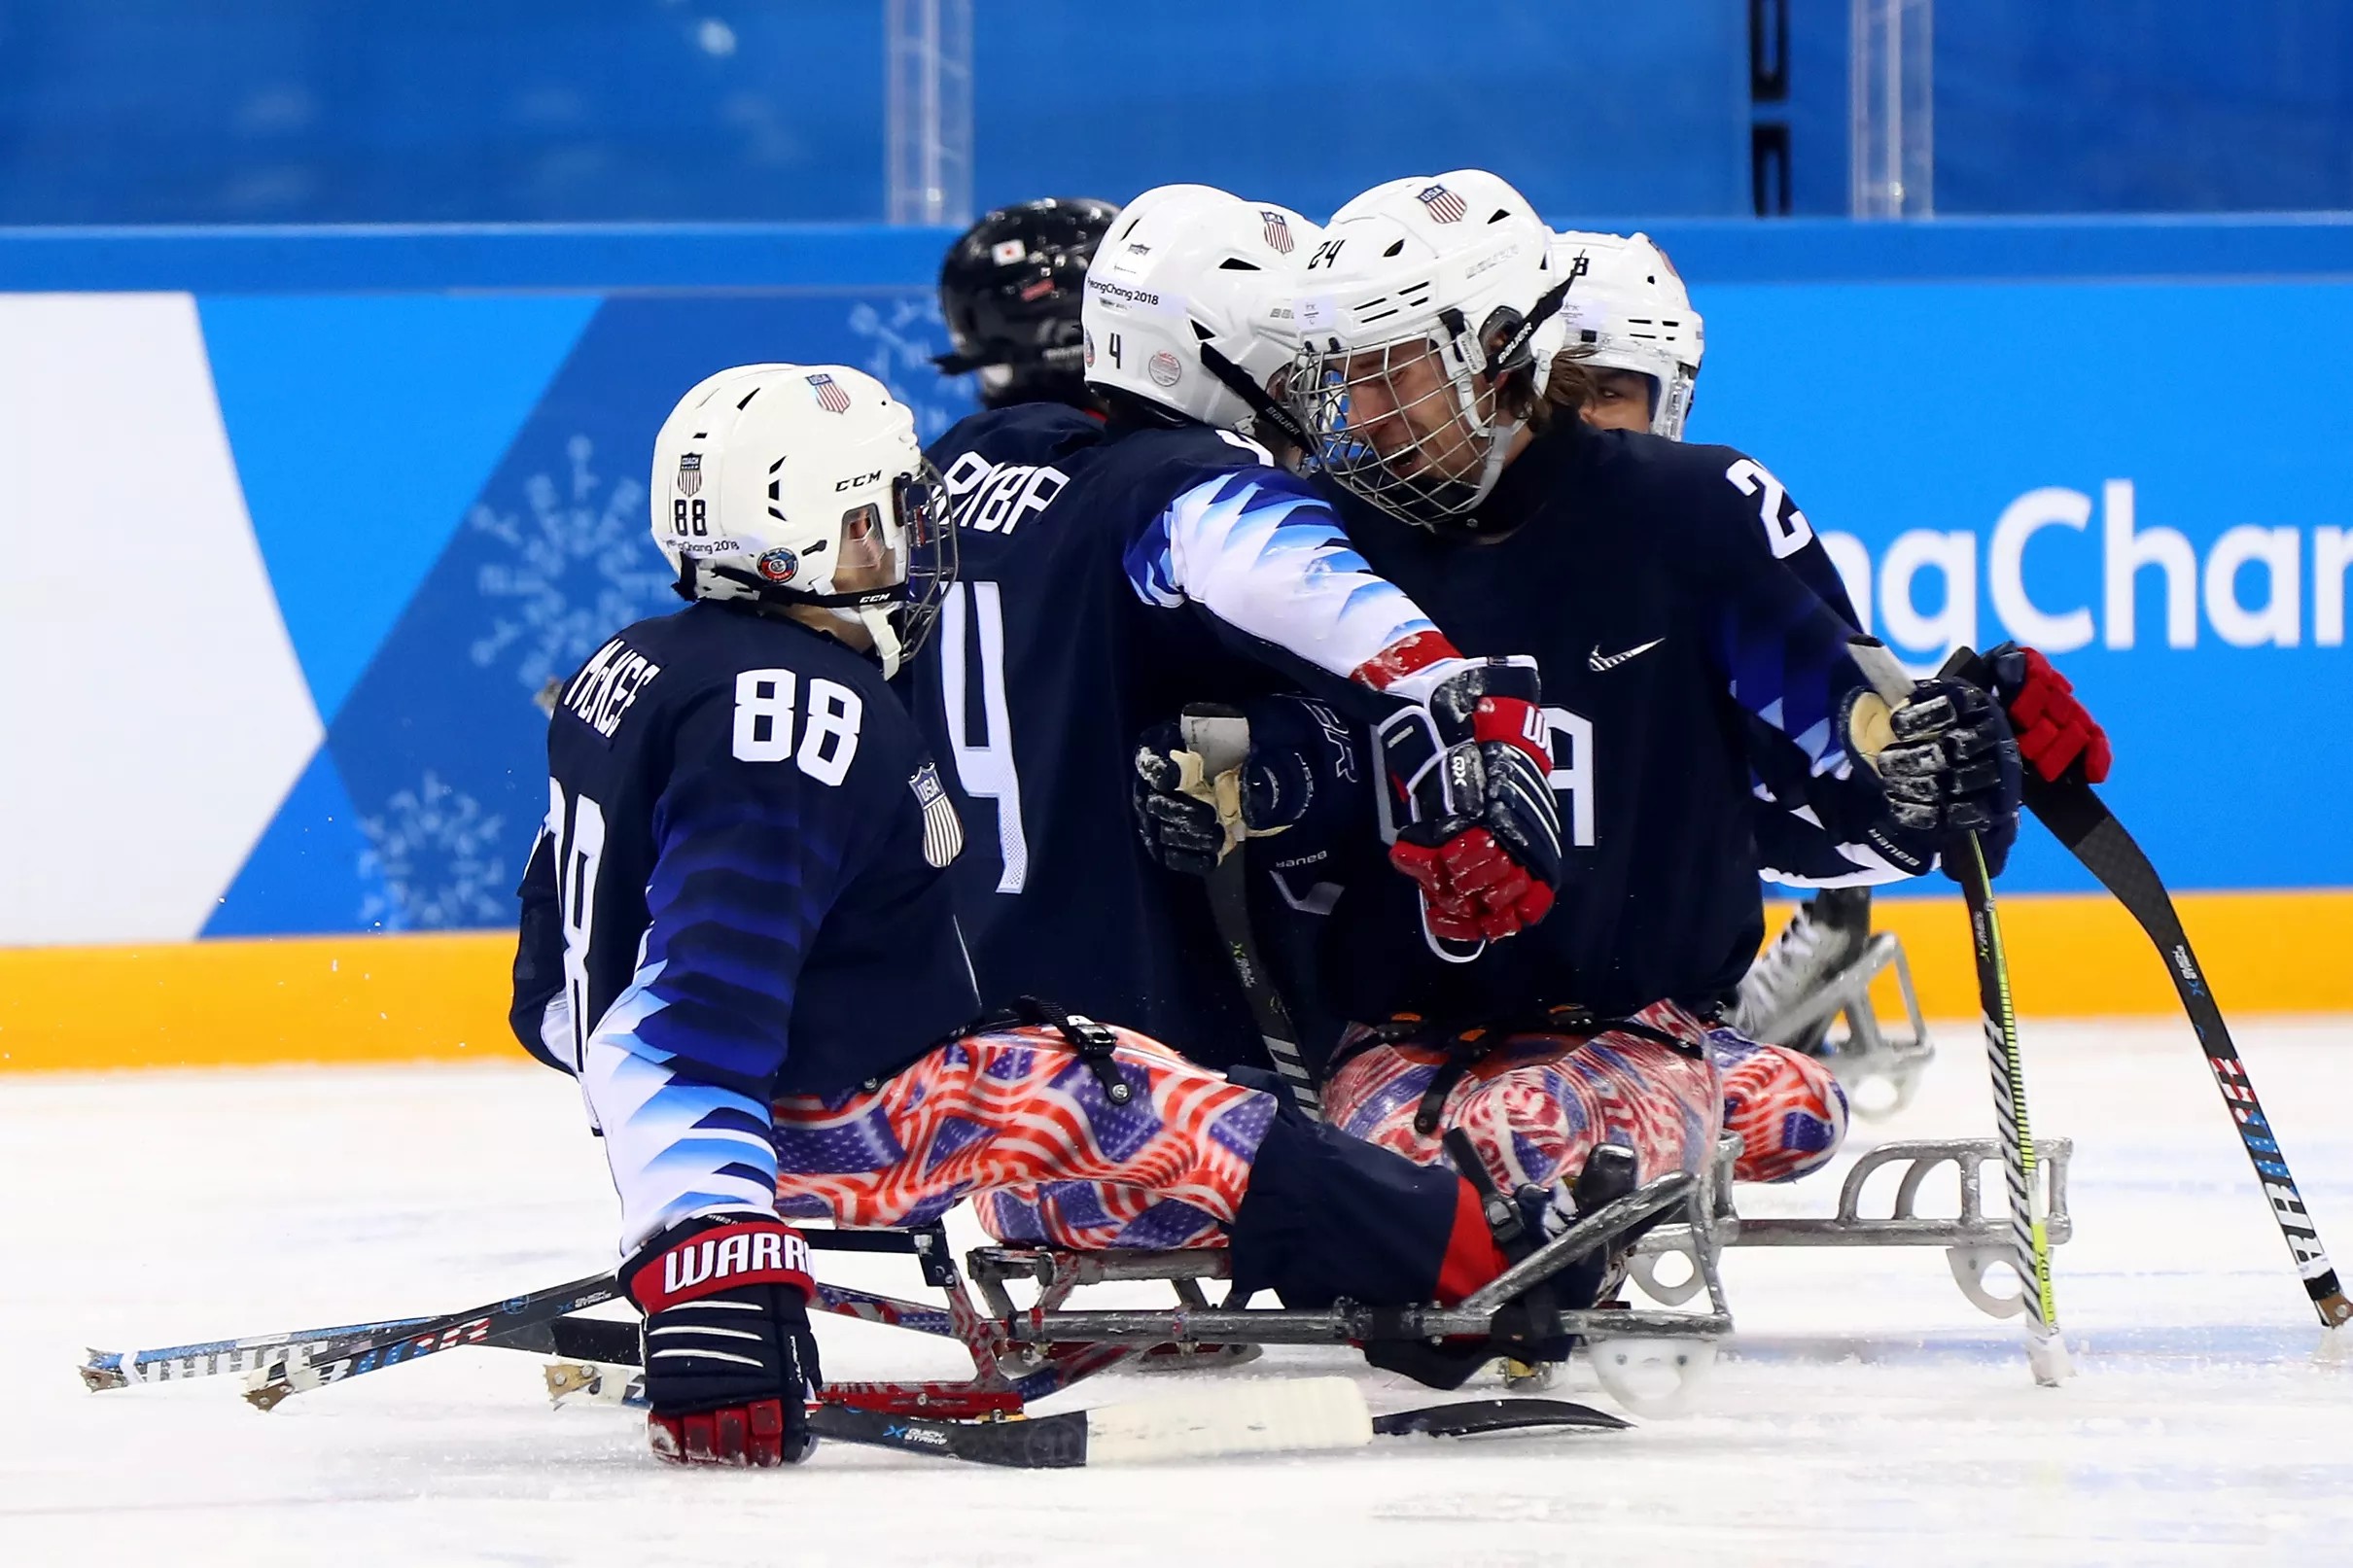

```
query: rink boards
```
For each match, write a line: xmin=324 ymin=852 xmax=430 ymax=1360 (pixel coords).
xmin=4 ymin=892 xmax=2349 ymax=1071
xmin=1 ymin=219 xmax=2348 ymax=1066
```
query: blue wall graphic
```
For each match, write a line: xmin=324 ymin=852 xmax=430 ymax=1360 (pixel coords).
xmin=169 ymin=241 xmax=2353 ymax=935
xmin=204 ymin=288 xmax=978 ymax=936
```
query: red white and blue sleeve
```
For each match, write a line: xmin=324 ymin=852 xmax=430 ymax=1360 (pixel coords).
xmin=1121 ymin=465 xmax=1471 ymax=717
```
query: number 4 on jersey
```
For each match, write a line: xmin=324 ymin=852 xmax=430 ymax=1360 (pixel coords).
xmin=938 ymin=582 xmax=1029 ymax=892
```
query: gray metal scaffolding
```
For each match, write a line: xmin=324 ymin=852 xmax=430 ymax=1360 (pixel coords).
xmin=885 ymin=0 xmax=974 ymax=226
xmin=1850 ymin=0 xmax=1933 ymax=218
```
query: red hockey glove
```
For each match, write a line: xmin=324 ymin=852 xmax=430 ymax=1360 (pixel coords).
xmin=623 ymin=1214 xmax=823 ymax=1468
xmin=1380 ymin=658 xmax=1563 ymax=944
xmin=1984 ymin=643 xmax=2111 ymax=785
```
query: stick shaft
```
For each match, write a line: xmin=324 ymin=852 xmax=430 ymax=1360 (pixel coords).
xmin=246 ymin=1273 xmax=619 ymax=1409
xmin=2024 ymin=775 xmax=2351 ymax=1329
xmin=1200 ymin=854 xmax=1322 ymax=1118
xmin=1952 ymin=833 xmax=2067 ymax=1378
xmin=1844 ymin=639 xmax=2066 ymax=1378
xmin=84 ymin=1314 xmax=438 ymax=1389
xmin=1181 ymin=705 xmax=1323 ymax=1119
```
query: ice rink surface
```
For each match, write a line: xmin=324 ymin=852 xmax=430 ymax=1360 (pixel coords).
xmin=5 ymin=1017 xmax=2350 ymax=1567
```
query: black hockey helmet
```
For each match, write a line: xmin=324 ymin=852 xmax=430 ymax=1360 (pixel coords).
xmin=935 ymin=196 xmax=1120 ymax=410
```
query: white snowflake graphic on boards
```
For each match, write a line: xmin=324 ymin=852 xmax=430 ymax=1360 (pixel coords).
xmin=358 ymin=772 xmax=508 ymax=930
xmin=469 ymin=435 xmax=669 ymax=696
xmin=848 ymin=296 xmax=968 ymax=442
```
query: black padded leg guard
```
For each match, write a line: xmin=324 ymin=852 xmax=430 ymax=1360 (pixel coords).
xmin=1226 ymin=1104 xmax=1474 ymax=1309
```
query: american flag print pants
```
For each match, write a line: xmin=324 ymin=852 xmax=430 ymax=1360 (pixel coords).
xmin=1323 ymin=1000 xmax=1847 ymax=1194
xmin=769 ymin=1024 xmax=1272 ymax=1250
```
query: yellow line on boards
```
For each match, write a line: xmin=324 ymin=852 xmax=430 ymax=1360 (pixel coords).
xmin=1781 ymin=888 xmax=2353 ymax=1023
xmin=0 ymin=889 xmax=2346 ymax=1072
xmin=0 ymin=930 xmax=516 ymax=1072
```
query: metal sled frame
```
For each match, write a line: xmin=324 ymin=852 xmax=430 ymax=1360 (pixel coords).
xmin=1625 ymin=1135 xmax=2076 ymax=1320
xmin=801 ymin=1160 xmax=1736 ymax=1418
xmin=1765 ymin=930 xmax=1938 ymax=1118
xmin=800 ymin=1133 xmax=2071 ymax=1423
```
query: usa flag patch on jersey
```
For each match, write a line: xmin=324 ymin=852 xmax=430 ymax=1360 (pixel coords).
xmin=909 ymin=761 xmax=964 ymax=868
xmin=1417 ymin=185 xmax=1467 ymax=224
xmin=807 ymin=372 xmax=852 ymax=413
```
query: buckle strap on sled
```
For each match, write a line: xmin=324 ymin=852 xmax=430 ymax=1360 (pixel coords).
xmin=1329 ymin=1005 xmax=1699 ymax=1136
xmin=1444 ymin=1128 xmax=1528 ymax=1251
xmin=970 ymin=995 xmax=1136 ymax=1105
xmin=1412 ymin=1029 xmax=1493 ymax=1136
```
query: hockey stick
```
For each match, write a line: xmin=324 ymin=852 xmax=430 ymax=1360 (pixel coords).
xmin=80 ymin=1274 xmax=619 ymax=1402
xmin=1178 ymin=704 xmax=1324 ymax=1119
xmin=2021 ymin=771 xmax=2352 ymax=1332
xmin=96 ymin=1263 xmax=1638 ymax=1466
xmin=1852 ymin=641 xmax=2070 ymax=1384
xmin=807 ymin=1376 xmax=1376 ymax=1467
xmin=546 ymin=1358 xmax=1629 ymax=1466
xmin=1949 ymin=831 xmax=2071 ymax=1384
xmin=234 ymin=1273 xmax=620 ymax=1411
xmin=81 ymin=1311 xmax=439 ymax=1391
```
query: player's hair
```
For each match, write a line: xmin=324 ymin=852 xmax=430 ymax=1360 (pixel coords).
xmin=1523 ymin=348 xmax=1598 ymax=432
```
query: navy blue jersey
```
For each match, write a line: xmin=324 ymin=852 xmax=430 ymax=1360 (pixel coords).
xmin=905 ymin=403 xmax=1454 ymax=1068
xmin=1306 ymin=425 xmax=1913 ymax=1025
xmin=1732 ymin=500 xmax=1874 ymax=883
xmin=512 ymin=599 xmax=978 ymax=1249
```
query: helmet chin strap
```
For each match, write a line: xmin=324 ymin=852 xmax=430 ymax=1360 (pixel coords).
xmin=685 ymin=559 xmax=908 ymax=674
xmin=852 ymin=604 xmax=905 ymax=679
xmin=1197 ymin=340 xmax=1313 ymax=452
xmin=1435 ymin=320 xmax=1522 ymax=515
xmin=1453 ymin=267 xmax=1580 ymax=511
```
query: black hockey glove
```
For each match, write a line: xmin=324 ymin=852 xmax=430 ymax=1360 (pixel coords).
xmin=623 ymin=1214 xmax=824 ymax=1468
xmin=1849 ymin=676 xmax=2024 ymax=881
xmin=1130 ymin=701 xmax=1337 ymax=878
xmin=1380 ymin=658 xmax=1563 ymax=944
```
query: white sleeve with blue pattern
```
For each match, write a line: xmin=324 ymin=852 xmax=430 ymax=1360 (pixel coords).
xmin=1122 ymin=469 xmax=1447 ymax=693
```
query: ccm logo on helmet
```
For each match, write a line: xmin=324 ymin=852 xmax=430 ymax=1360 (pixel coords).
xmin=834 ymin=470 xmax=883 ymax=492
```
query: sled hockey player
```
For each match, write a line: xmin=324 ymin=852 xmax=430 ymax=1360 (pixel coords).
xmin=509 ymin=361 xmax=1637 ymax=1468
xmin=1135 ymin=171 xmax=2027 ymax=1238
xmin=932 ymin=195 xmax=1121 ymax=413
xmin=1151 ymin=199 xmax=2105 ymax=1177
xmin=1541 ymin=225 xmax=1887 ymax=1063
xmin=903 ymin=181 xmax=1568 ymax=1077
xmin=1547 ymin=225 xmax=2114 ymax=1064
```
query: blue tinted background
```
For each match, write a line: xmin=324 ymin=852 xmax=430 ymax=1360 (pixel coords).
xmin=0 ymin=1 xmax=1745 ymax=223
xmin=4 ymin=1 xmax=2349 ymax=224
xmin=1690 ymin=279 xmax=2353 ymax=897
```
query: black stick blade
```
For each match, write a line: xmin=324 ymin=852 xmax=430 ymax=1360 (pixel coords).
xmin=1374 ymin=1397 xmax=1632 ymax=1437
xmin=806 ymin=1404 xmax=1091 ymax=1468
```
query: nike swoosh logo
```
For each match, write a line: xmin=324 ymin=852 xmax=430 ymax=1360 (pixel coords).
xmin=1589 ymin=638 xmax=1664 ymax=672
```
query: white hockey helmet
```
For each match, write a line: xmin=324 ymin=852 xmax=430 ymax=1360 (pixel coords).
xmin=1550 ymin=229 xmax=1705 ymax=439
xmin=1080 ymin=183 xmax=1319 ymax=435
xmin=649 ymin=363 xmax=955 ymax=677
xmin=1283 ymin=169 xmax=1572 ymax=532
